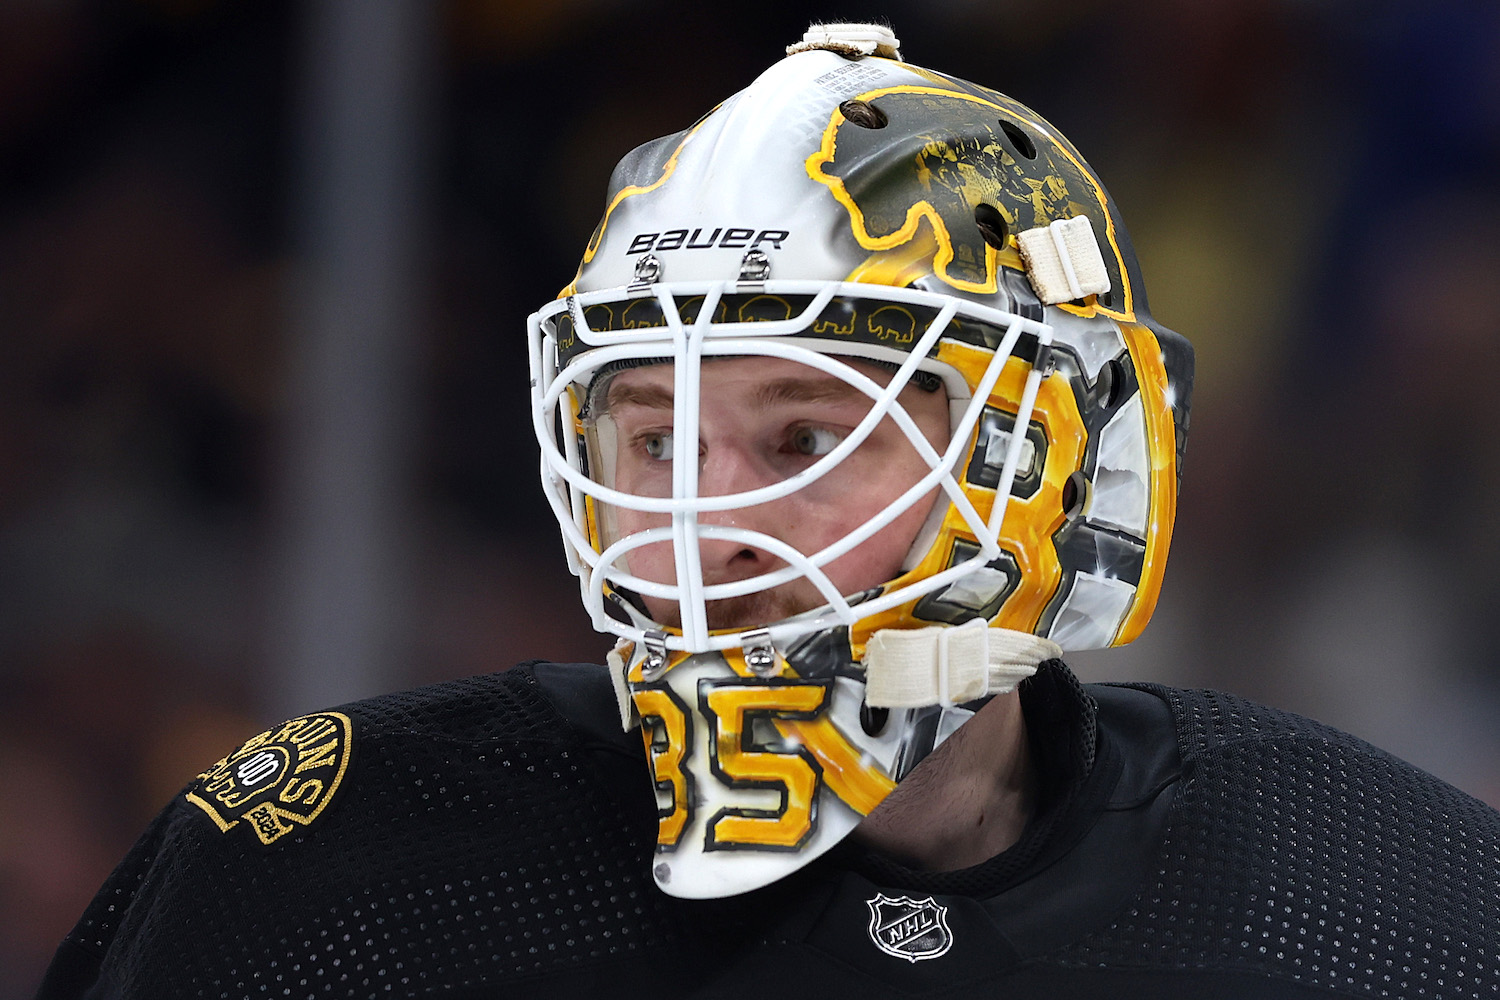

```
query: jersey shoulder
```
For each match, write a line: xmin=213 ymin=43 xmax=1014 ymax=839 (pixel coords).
xmin=42 ymin=662 xmax=667 ymax=1000
xmin=173 ymin=660 xmax=634 ymax=849
xmin=1063 ymin=682 xmax=1500 ymax=998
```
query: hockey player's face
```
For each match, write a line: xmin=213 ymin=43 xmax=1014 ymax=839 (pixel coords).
xmin=598 ymin=356 xmax=950 ymax=630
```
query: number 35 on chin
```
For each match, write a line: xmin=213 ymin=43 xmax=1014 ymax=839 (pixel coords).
xmin=634 ymin=679 xmax=832 ymax=851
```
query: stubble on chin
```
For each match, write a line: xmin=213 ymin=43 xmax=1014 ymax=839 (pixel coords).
xmin=647 ymin=588 xmax=815 ymax=632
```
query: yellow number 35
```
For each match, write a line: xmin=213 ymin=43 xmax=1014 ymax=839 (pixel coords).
xmin=634 ymin=679 xmax=831 ymax=852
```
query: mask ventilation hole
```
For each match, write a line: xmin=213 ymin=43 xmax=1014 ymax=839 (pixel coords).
xmin=999 ymin=120 xmax=1037 ymax=160
xmin=1062 ymin=470 xmax=1090 ymax=520
xmin=974 ymin=203 xmax=1009 ymax=250
xmin=1101 ymin=359 xmax=1126 ymax=408
xmin=1097 ymin=287 xmax=1114 ymax=308
xmin=1096 ymin=358 xmax=1128 ymax=410
xmin=859 ymin=700 xmax=889 ymax=737
xmin=839 ymin=99 xmax=888 ymax=129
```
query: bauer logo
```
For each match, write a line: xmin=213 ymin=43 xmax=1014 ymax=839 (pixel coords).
xmin=185 ymin=712 xmax=353 ymax=846
xmin=865 ymin=892 xmax=954 ymax=962
xmin=626 ymin=227 xmax=789 ymax=254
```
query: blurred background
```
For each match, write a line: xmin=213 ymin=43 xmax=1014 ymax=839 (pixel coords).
xmin=2 ymin=0 xmax=1499 ymax=992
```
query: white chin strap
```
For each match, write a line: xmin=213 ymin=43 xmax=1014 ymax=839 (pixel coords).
xmin=862 ymin=618 xmax=1061 ymax=709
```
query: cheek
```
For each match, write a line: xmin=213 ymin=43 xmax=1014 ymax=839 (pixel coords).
xmin=627 ymin=547 xmax=675 ymax=586
xmin=605 ymin=506 xmax=674 ymax=580
xmin=612 ymin=460 xmax=671 ymax=500
xmin=816 ymin=474 xmax=941 ymax=591
xmin=852 ymin=491 xmax=930 ymax=578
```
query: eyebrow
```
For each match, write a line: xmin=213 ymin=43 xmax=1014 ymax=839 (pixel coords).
xmin=755 ymin=377 xmax=872 ymax=409
xmin=603 ymin=381 xmax=675 ymax=411
xmin=602 ymin=373 xmax=877 ymax=414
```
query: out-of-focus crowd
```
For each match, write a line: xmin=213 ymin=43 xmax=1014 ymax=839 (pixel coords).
xmin=3 ymin=1 xmax=1498 ymax=994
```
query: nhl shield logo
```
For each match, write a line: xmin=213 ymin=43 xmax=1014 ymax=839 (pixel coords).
xmin=865 ymin=892 xmax=953 ymax=962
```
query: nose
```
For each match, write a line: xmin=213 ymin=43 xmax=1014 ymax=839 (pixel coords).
xmin=695 ymin=439 xmax=777 ymax=499
xmin=693 ymin=443 xmax=785 ymax=582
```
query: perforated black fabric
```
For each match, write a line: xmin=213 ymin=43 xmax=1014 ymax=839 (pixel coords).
xmin=41 ymin=664 xmax=1500 ymax=999
xmin=1054 ymin=685 xmax=1500 ymax=998
xmin=52 ymin=667 xmax=680 ymax=997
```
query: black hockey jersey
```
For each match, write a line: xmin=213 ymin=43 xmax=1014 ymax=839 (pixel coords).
xmin=39 ymin=660 xmax=1500 ymax=999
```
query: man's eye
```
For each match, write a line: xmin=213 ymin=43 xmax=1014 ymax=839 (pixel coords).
xmin=790 ymin=426 xmax=843 ymax=457
xmin=641 ymin=431 xmax=672 ymax=460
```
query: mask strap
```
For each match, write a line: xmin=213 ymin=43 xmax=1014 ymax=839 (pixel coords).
xmin=861 ymin=618 xmax=1061 ymax=708
xmin=607 ymin=639 xmax=642 ymax=732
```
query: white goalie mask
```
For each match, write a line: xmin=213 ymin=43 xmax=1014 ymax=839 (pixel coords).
xmin=528 ymin=25 xmax=1193 ymax=899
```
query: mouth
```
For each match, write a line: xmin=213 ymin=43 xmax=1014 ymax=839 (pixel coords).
xmin=647 ymin=587 xmax=816 ymax=632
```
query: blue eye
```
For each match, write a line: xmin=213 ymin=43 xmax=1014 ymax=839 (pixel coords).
xmin=790 ymin=426 xmax=842 ymax=457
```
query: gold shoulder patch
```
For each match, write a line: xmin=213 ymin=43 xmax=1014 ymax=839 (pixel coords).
xmin=185 ymin=712 xmax=354 ymax=846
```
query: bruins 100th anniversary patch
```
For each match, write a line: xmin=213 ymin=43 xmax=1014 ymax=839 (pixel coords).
xmin=185 ymin=712 xmax=353 ymax=846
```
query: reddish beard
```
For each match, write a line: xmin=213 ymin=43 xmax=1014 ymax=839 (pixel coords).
xmin=645 ymin=585 xmax=816 ymax=631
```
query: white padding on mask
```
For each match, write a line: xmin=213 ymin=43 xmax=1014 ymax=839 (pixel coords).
xmin=786 ymin=22 xmax=902 ymax=59
xmin=1017 ymin=216 xmax=1111 ymax=305
xmin=862 ymin=618 xmax=1060 ymax=708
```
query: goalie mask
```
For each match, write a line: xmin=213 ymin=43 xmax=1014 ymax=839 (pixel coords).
xmin=528 ymin=24 xmax=1193 ymax=899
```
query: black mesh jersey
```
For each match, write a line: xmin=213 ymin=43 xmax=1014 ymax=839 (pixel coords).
xmin=39 ymin=660 xmax=1500 ymax=1000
